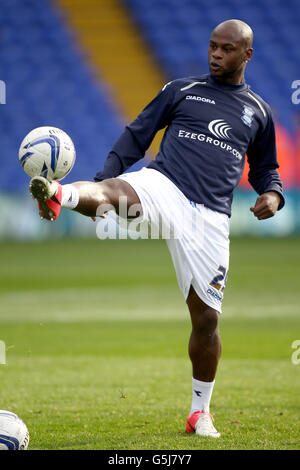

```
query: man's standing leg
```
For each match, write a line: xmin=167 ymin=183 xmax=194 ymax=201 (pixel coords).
xmin=185 ymin=285 xmax=221 ymax=437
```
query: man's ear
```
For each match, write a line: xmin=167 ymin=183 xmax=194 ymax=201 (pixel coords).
xmin=245 ymin=48 xmax=253 ymax=63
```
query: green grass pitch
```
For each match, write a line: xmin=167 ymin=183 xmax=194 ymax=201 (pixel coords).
xmin=0 ymin=236 xmax=299 ymax=450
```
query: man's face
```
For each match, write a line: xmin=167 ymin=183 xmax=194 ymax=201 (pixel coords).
xmin=208 ymin=29 xmax=251 ymax=80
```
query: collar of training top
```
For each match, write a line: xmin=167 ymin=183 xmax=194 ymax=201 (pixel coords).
xmin=207 ymin=73 xmax=249 ymax=92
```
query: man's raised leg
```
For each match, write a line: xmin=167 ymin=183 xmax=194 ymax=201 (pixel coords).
xmin=29 ymin=176 xmax=142 ymax=220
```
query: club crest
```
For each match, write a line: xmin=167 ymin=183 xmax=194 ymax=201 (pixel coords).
xmin=241 ymin=105 xmax=255 ymax=127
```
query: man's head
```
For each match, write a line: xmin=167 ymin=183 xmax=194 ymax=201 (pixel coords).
xmin=208 ymin=19 xmax=253 ymax=84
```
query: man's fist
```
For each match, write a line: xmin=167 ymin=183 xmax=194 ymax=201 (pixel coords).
xmin=250 ymin=191 xmax=281 ymax=220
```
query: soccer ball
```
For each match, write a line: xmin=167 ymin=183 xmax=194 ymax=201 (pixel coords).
xmin=0 ymin=410 xmax=29 ymax=450
xmin=19 ymin=126 xmax=76 ymax=181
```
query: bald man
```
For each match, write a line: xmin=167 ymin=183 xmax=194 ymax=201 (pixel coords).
xmin=29 ymin=20 xmax=284 ymax=438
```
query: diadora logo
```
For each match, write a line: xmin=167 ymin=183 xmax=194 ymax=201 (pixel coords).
xmin=207 ymin=288 xmax=222 ymax=303
xmin=186 ymin=95 xmax=215 ymax=105
xmin=208 ymin=119 xmax=232 ymax=139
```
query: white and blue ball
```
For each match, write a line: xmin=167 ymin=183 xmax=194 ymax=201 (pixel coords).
xmin=19 ymin=126 xmax=76 ymax=181
xmin=0 ymin=410 xmax=29 ymax=450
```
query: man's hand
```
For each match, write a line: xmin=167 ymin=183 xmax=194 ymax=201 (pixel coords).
xmin=250 ymin=191 xmax=281 ymax=220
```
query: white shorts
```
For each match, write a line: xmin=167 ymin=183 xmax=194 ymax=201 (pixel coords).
xmin=118 ymin=168 xmax=230 ymax=313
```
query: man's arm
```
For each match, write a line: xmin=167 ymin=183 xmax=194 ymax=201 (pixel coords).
xmin=246 ymin=106 xmax=285 ymax=220
xmin=94 ymin=82 xmax=176 ymax=182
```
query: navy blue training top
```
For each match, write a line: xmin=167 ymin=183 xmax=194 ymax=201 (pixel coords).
xmin=94 ymin=74 xmax=284 ymax=216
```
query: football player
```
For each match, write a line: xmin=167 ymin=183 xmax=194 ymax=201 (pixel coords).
xmin=30 ymin=19 xmax=284 ymax=437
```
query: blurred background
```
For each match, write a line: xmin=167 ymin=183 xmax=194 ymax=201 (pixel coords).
xmin=0 ymin=1 xmax=299 ymax=450
xmin=0 ymin=0 xmax=299 ymax=239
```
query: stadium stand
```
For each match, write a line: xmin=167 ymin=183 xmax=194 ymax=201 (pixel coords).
xmin=0 ymin=0 xmax=127 ymax=192
xmin=0 ymin=0 xmax=299 ymax=195
xmin=57 ymin=0 xmax=167 ymax=160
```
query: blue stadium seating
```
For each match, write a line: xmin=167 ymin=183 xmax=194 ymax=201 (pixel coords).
xmin=0 ymin=0 xmax=130 ymax=192
xmin=1 ymin=0 xmax=299 ymax=193
xmin=123 ymin=0 xmax=300 ymax=132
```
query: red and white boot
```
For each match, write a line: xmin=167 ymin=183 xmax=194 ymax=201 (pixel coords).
xmin=186 ymin=410 xmax=220 ymax=438
xmin=29 ymin=176 xmax=62 ymax=221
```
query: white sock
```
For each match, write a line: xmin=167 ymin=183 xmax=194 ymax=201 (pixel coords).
xmin=190 ymin=377 xmax=215 ymax=414
xmin=61 ymin=184 xmax=79 ymax=210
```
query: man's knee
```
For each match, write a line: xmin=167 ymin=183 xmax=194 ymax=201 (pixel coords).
xmin=187 ymin=285 xmax=219 ymax=334
xmin=97 ymin=178 xmax=142 ymax=215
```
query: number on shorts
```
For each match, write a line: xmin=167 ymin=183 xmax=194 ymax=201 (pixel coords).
xmin=210 ymin=266 xmax=228 ymax=292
